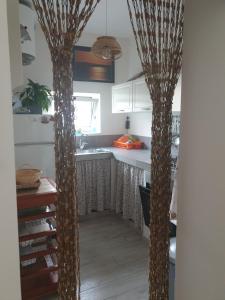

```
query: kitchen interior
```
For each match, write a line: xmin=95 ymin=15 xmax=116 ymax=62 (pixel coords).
xmin=12 ymin=1 xmax=181 ymax=299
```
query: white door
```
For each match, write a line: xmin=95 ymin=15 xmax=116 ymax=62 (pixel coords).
xmin=112 ymin=82 xmax=133 ymax=113
xmin=132 ymin=78 xmax=152 ymax=112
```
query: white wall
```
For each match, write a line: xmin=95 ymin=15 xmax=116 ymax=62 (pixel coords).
xmin=23 ymin=26 xmax=128 ymax=135
xmin=127 ymin=37 xmax=142 ymax=80
xmin=128 ymin=112 xmax=152 ymax=137
xmin=0 ymin=1 xmax=21 ymax=299
xmin=176 ymin=1 xmax=225 ymax=299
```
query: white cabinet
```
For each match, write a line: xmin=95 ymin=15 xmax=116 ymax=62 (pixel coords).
xmin=132 ymin=78 xmax=152 ymax=112
xmin=112 ymin=76 xmax=181 ymax=113
xmin=112 ymin=77 xmax=152 ymax=113
xmin=20 ymin=3 xmax=36 ymax=65
xmin=7 ymin=0 xmax=23 ymax=89
xmin=112 ymin=82 xmax=133 ymax=113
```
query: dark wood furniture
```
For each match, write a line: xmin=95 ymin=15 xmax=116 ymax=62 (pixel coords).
xmin=17 ymin=178 xmax=58 ymax=300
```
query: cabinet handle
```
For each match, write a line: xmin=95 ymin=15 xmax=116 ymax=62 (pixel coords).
xmin=142 ymin=108 xmax=151 ymax=111
xmin=120 ymin=109 xmax=125 ymax=112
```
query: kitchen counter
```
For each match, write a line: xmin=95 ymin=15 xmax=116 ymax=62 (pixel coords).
xmin=76 ymin=146 xmax=178 ymax=172
xmin=75 ymin=146 xmax=178 ymax=234
xmin=76 ymin=147 xmax=151 ymax=171
xmin=104 ymin=147 xmax=151 ymax=171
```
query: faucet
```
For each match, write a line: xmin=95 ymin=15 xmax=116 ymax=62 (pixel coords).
xmin=79 ymin=134 xmax=88 ymax=150
xmin=172 ymin=134 xmax=180 ymax=148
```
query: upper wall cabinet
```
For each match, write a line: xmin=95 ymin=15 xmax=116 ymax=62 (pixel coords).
xmin=112 ymin=77 xmax=152 ymax=113
xmin=7 ymin=1 xmax=23 ymax=89
xmin=112 ymin=82 xmax=133 ymax=113
xmin=112 ymin=76 xmax=182 ymax=114
xmin=19 ymin=2 xmax=36 ymax=66
xmin=132 ymin=78 xmax=152 ymax=112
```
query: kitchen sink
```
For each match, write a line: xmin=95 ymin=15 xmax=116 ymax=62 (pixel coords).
xmin=76 ymin=148 xmax=111 ymax=155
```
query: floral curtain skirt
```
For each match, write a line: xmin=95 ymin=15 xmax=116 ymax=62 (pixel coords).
xmin=76 ymin=158 xmax=145 ymax=230
xmin=76 ymin=158 xmax=111 ymax=215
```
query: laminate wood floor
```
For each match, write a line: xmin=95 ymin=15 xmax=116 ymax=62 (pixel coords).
xmin=45 ymin=213 xmax=148 ymax=300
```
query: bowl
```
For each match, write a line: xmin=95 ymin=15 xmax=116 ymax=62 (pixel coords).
xmin=16 ymin=168 xmax=41 ymax=186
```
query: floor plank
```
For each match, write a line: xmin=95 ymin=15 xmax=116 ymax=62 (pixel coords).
xmin=44 ymin=213 xmax=148 ymax=300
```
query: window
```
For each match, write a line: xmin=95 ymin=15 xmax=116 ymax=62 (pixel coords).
xmin=46 ymin=92 xmax=101 ymax=135
xmin=74 ymin=93 xmax=101 ymax=135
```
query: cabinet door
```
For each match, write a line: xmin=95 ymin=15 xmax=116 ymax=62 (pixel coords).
xmin=7 ymin=1 xmax=23 ymax=89
xmin=132 ymin=78 xmax=152 ymax=112
xmin=112 ymin=82 xmax=133 ymax=113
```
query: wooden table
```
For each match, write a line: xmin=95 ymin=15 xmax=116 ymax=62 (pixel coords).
xmin=17 ymin=178 xmax=58 ymax=300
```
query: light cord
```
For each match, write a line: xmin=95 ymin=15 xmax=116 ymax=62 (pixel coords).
xmin=105 ymin=0 xmax=108 ymax=35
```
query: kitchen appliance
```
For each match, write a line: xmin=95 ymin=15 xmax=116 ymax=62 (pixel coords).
xmin=13 ymin=115 xmax=55 ymax=178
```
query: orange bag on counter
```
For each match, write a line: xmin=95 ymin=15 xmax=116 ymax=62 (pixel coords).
xmin=112 ymin=135 xmax=144 ymax=149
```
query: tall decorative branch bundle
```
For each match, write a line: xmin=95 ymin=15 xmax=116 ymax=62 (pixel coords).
xmin=127 ymin=0 xmax=184 ymax=299
xmin=32 ymin=1 xmax=100 ymax=299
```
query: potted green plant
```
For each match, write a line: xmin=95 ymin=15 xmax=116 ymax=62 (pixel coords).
xmin=20 ymin=79 xmax=52 ymax=114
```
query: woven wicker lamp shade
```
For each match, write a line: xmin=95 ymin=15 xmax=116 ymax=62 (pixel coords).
xmin=92 ymin=35 xmax=122 ymax=60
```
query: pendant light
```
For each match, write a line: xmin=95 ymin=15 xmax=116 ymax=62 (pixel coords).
xmin=92 ymin=0 xmax=122 ymax=60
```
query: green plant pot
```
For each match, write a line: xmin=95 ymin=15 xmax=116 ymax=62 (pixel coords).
xmin=28 ymin=104 xmax=42 ymax=114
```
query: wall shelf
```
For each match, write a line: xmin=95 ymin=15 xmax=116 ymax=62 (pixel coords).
xmin=17 ymin=178 xmax=58 ymax=300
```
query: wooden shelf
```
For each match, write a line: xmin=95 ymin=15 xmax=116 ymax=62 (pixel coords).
xmin=21 ymin=265 xmax=58 ymax=279
xmin=18 ymin=210 xmax=56 ymax=223
xmin=19 ymin=229 xmax=56 ymax=242
xmin=17 ymin=178 xmax=57 ymax=210
xmin=21 ymin=256 xmax=58 ymax=278
xmin=20 ymin=245 xmax=57 ymax=262
xmin=18 ymin=194 xmax=56 ymax=210
xmin=21 ymin=272 xmax=58 ymax=300
xmin=17 ymin=178 xmax=58 ymax=299
xmin=21 ymin=256 xmax=58 ymax=300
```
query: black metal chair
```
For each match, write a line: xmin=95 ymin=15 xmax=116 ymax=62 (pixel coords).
xmin=139 ymin=184 xmax=150 ymax=227
xmin=139 ymin=183 xmax=176 ymax=237
xmin=139 ymin=183 xmax=177 ymax=300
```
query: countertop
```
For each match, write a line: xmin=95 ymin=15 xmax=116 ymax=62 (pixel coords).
xmin=105 ymin=147 xmax=178 ymax=170
xmin=76 ymin=146 xmax=178 ymax=172
xmin=105 ymin=147 xmax=151 ymax=171
xmin=76 ymin=147 xmax=151 ymax=171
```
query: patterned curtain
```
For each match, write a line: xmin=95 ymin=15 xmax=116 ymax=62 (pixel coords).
xmin=127 ymin=1 xmax=184 ymax=299
xmin=76 ymin=159 xmax=111 ymax=215
xmin=32 ymin=1 xmax=100 ymax=299
xmin=113 ymin=160 xmax=145 ymax=230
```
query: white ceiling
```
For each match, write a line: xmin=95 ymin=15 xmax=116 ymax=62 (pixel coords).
xmin=84 ymin=0 xmax=133 ymax=38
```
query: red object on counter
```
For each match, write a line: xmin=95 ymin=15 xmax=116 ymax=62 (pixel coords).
xmin=112 ymin=135 xmax=144 ymax=149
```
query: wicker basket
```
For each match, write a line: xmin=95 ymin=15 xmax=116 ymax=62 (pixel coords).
xmin=16 ymin=167 xmax=42 ymax=186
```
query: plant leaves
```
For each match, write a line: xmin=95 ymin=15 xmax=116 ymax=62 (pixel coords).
xmin=20 ymin=78 xmax=51 ymax=111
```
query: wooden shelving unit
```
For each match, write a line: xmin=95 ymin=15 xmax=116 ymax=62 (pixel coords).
xmin=17 ymin=178 xmax=58 ymax=300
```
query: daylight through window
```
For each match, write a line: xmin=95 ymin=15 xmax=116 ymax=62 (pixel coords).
xmin=74 ymin=93 xmax=101 ymax=135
